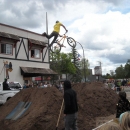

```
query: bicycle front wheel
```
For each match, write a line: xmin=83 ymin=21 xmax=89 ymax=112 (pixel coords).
xmin=67 ymin=37 xmax=76 ymax=48
xmin=50 ymin=42 xmax=61 ymax=53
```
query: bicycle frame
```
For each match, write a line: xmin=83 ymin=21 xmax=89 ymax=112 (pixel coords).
xmin=57 ymin=33 xmax=67 ymax=46
xmin=50 ymin=32 xmax=76 ymax=53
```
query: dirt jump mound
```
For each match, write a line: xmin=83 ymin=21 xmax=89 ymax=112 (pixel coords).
xmin=0 ymin=82 xmax=118 ymax=130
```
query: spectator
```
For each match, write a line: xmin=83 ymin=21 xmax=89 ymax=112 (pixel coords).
xmin=99 ymin=122 xmax=122 ymax=130
xmin=23 ymin=83 xmax=27 ymax=89
xmin=40 ymin=83 xmax=44 ymax=88
xmin=3 ymin=78 xmax=11 ymax=90
xmin=47 ymin=82 xmax=51 ymax=87
xmin=119 ymin=112 xmax=130 ymax=130
xmin=26 ymin=84 xmax=29 ymax=88
xmin=44 ymin=82 xmax=48 ymax=88
xmin=116 ymin=91 xmax=130 ymax=118
xmin=63 ymin=80 xmax=78 ymax=130
xmin=59 ymin=81 xmax=64 ymax=93
xmin=121 ymin=79 xmax=127 ymax=91
xmin=121 ymin=79 xmax=126 ymax=86
xmin=115 ymin=80 xmax=121 ymax=92
xmin=103 ymin=80 xmax=109 ymax=89
xmin=111 ymin=80 xmax=115 ymax=90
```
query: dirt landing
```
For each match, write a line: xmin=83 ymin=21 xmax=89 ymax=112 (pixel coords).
xmin=0 ymin=82 xmax=118 ymax=130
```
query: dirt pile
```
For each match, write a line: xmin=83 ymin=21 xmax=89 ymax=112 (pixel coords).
xmin=0 ymin=82 xmax=118 ymax=130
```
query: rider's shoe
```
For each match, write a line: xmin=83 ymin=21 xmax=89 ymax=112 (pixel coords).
xmin=42 ymin=32 xmax=46 ymax=36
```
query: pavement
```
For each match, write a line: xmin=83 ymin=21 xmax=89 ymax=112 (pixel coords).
xmin=124 ymin=87 xmax=130 ymax=101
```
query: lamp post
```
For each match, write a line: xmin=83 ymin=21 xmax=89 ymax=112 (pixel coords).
xmin=76 ymin=41 xmax=86 ymax=82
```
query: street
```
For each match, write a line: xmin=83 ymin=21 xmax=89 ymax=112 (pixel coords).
xmin=124 ymin=87 xmax=130 ymax=101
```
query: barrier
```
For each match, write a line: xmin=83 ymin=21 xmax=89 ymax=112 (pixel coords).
xmin=92 ymin=119 xmax=113 ymax=130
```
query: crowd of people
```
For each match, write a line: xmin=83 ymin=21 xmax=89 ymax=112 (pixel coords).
xmin=23 ymin=81 xmax=64 ymax=92
xmin=103 ymin=79 xmax=130 ymax=92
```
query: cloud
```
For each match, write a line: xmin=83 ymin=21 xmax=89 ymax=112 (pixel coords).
xmin=0 ymin=0 xmax=45 ymax=29
xmin=0 ymin=0 xmax=130 ymax=74
xmin=68 ymin=11 xmax=130 ymax=66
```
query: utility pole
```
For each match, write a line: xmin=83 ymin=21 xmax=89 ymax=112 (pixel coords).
xmin=76 ymin=41 xmax=86 ymax=82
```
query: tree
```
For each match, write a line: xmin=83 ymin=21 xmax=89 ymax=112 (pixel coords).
xmin=124 ymin=60 xmax=130 ymax=78
xmin=69 ymin=47 xmax=82 ymax=82
xmin=106 ymin=73 xmax=111 ymax=79
xmin=50 ymin=51 xmax=76 ymax=80
xmin=115 ymin=65 xmax=125 ymax=79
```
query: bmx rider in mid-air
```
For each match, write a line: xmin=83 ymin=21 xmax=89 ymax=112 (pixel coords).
xmin=42 ymin=21 xmax=68 ymax=47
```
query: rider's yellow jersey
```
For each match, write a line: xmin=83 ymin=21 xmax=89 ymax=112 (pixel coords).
xmin=53 ymin=22 xmax=62 ymax=33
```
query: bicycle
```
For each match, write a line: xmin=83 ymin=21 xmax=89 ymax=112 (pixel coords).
xmin=50 ymin=33 xmax=76 ymax=53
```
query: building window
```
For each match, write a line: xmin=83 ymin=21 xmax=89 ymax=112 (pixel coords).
xmin=31 ymin=49 xmax=40 ymax=58
xmin=0 ymin=43 xmax=13 ymax=55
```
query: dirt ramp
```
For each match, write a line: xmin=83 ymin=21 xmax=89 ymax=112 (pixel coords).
xmin=0 ymin=82 xmax=118 ymax=130
xmin=72 ymin=82 xmax=118 ymax=130
xmin=0 ymin=87 xmax=63 ymax=130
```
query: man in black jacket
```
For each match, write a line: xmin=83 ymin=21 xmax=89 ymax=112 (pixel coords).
xmin=63 ymin=80 xmax=78 ymax=130
xmin=3 ymin=78 xmax=10 ymax=90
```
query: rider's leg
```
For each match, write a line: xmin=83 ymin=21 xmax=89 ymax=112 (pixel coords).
xmin=42 ymin=32 xmax=54 ymax=39
xmin=49 ymin=32 xmax=58 ymax=47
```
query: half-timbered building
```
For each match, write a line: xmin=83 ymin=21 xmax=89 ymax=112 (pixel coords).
xmin=0 ymin=23 xmax=57 ymax=85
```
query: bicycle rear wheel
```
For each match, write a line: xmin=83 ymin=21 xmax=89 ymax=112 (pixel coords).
xmin=50 ymin=42 xmax=61 ymax=53
xmin=67 ymin=37 xmax=76 ymax=48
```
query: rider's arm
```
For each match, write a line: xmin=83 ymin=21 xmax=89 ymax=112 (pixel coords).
xmin=61 ymin=24 xmax=68 ymax=32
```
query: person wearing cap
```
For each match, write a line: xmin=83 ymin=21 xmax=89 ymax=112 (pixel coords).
xmin=63 ymin=80 xmax=78 ymax=130
xmin=3 ymin=78 xmax=11 ymax=90
xmin=42 ymin=21 xmax=68 ymax=47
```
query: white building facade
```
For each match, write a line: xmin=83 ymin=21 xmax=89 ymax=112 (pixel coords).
xmin=0 ymin=23 xmax=56 ymax=85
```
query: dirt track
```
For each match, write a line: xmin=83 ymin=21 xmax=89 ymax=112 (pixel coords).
xmin=0 ymin=82 xmax=118 ymax=130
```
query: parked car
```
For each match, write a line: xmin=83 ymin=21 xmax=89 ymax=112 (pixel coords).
xmin=8 ymin=82 xmax=22 ymax=90
xmin=0 ymin=82 xmax=21 ymax=104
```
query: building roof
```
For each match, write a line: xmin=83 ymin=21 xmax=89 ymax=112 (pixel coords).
xmin=0 ymin=32 xmax=20 ymax=41
xmin=28 ymin=38 xmax=46 ymax=46
xmin=20 ymin=67 xmax=57 ymax=77
xmin=0 ymin=23 xmax=43 ymax=36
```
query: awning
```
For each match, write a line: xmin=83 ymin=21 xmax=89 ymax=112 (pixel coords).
xmin=0 ymin=32 xmax=20 ymax=41
xmin=28 ymin=38 xmax=46 ymax=46
xmin=20 ymin=67 xmax=57 ymax=77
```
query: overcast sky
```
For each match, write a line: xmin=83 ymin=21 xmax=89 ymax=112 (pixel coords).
xmin=0 ymin=0 xmax=130 ymax=75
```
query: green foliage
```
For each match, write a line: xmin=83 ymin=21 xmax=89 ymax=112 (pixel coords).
xmin=50 ymin=51 xmax=76 ymax=77
xmin=105 ymin=59 xmax=130 ymax=79
xmin=115 ymin=65 xmax=125 ymax=78
xmin=69 ymin=47 xmax=82 ymax=82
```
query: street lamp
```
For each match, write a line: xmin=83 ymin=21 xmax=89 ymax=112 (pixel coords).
xmin=76 ymin=41 xmax=87 ymax=82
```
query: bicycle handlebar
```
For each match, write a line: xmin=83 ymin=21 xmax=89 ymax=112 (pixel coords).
xmin=63 ymin=31 xmax=67 ymax=35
